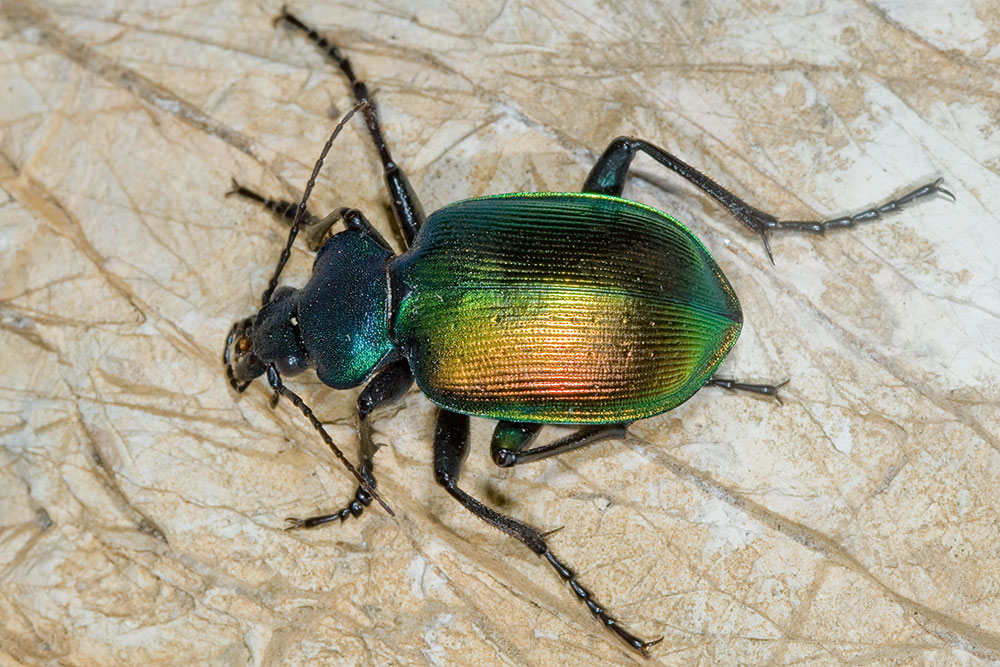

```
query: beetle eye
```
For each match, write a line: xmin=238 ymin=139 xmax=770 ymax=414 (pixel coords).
xmin=236 ymin=336 xmax=253 ymax=354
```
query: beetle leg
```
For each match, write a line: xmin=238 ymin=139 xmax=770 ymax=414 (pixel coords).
xmin=584 ymin=136 xmax=953 ymax=263
xmin=285 ymin=358 xmax=412 ymax=530
xmin=317 ymin=207 xmax=394 ymax=253
xmin=227 ymin=188 xmax=394 ymax=254
xmin=707 ymin=376 xmax=789 ymax=404
xmin=276 ymin=8 xmax=426 ymax=247
xmin=267 ymin=366 xmax=393 ymax=517
xmin=434 ymin=409 xmax=661 ymax=654
xmin=226 ymin=179 xmax=339 ymax=250
xmin=491 ymin=421 xmax=630 ymax=468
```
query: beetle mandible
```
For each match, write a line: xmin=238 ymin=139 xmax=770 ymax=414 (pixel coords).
xmin=223 ymin=8 xmax=953 ymax=654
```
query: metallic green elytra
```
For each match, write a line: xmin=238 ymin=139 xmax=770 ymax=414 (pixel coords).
xmin=390 ymin=192 xmax=742 ymax=423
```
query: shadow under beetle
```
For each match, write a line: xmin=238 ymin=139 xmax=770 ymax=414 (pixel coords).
xmin=223 ymin=8 xmax=953 ymax=654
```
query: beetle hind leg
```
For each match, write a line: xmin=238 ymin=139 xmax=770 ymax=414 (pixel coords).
xmin=435 ymin=409 xmax=661 ymax=654
xmin=707 ymin=376 xmax=789 ymax=403
xmin=489 ymin=380 xmax=785 ymax=469
xmin=583 ymin=136 xmax=953 ymax=263
xmin=491 ymin=421 xmax=630 ymax=468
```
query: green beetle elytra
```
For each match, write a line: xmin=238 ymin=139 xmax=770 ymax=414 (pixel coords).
xmin=223 ymin=8 xmax=952 ymax=654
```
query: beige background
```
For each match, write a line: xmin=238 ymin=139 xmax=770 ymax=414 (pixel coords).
xmin=2 ymin=1 xmax=999 ymax=664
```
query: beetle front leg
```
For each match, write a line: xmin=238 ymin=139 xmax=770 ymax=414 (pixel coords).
xmin=226 ymin=180 xmax=339 ymax=250
xmin=227 ymin=174 xmax=396 ymax=252
xmin=435 ymin=409 xmax=660 ymax=654
xmin=286 ymin=358 xmax=412 ymax=530
xmin=490 ymin=421 xmax=630 ymax=468
xmin=583 ymin=136 xmax=952 ymax=263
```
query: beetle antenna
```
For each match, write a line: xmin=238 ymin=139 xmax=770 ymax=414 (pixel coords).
xmin=262 ymin=99 xmax=370 ymax=306
xmin=266 ymin=365 xmax=394 ymax=518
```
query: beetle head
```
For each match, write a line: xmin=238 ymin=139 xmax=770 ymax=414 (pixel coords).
xmin=225 ymin=286 xmax=312 ymax=391
xmin=224 ymin=315 xmax=266 ymax=391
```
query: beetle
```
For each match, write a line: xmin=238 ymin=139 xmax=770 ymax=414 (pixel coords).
xmin=223 ymin=8 xmax=952 ymax=654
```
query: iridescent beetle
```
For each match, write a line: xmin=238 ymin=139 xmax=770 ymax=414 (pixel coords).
xmin=224 ymin=9 xmax=952 ymax=654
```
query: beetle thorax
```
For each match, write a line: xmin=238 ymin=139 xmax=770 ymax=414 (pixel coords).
xmin=293 ymin=230 xmax=396 ymax=389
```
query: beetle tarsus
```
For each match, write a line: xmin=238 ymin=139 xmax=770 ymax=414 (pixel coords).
xmin=543 ymin=548 xmax=662 ymax=655
xmin=285 ymin=476 xmax=374 ymax=530
xmin=766 ymin=178 xmax=955 ymax=238
xmin=708 ymin=377 xmax=789 ymax=404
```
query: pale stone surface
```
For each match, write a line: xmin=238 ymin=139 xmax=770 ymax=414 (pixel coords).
xmin=1 ymin=1 xmax=998 ymax=664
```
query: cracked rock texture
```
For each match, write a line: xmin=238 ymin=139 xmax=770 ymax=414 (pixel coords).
xmin=1 ymin=1 xmax=999 ymax=665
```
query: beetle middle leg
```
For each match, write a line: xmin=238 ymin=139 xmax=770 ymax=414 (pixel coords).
xmin=583 ymin=136 xmax=953 ymax=263
xmin=434 ymin=409 xmax=661 ymax=653
xmin=286 ymin=358 xmax=412 ymax=529
xmin=276 ymin=8 xmax=426 ymax=246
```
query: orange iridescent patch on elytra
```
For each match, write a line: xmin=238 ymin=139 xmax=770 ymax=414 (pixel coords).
xmin=407 ymin=287 xmax=739 ymax=422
